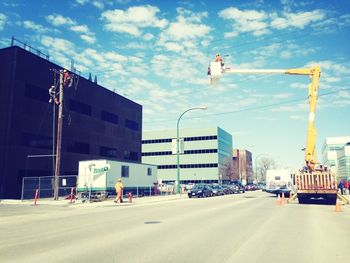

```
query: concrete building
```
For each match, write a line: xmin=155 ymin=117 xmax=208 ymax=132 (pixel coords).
xmin=232 ymin=149 xmax=253 ymax=184
xmin=0 ymin=45 xmax=142 ymax=198
xmin=322 ymin=136 xmax=350 ymax=180
xmin=142 ymin=127 xmax=233 ymax=184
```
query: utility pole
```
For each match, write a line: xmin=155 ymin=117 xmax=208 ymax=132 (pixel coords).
xmin=54 ymin=70 xmax=64 ymax=200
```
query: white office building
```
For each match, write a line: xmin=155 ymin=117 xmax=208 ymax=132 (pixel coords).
xmin=322 ymin=136 xmax=350 ymax=180
xmin=142 ymin=127 xmax=233 ymax=184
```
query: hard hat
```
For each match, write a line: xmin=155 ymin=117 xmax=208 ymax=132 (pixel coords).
xmin=216 ymin=53 xmax=220 ymax=56
xmin=118 ymin=178 xmax=122 ymax=182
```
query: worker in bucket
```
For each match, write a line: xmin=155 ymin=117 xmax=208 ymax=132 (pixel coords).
xmin=215 ymin=53 xmax=225 ymax=72
xmin=114 ymin=178 xmax=124 ymax=203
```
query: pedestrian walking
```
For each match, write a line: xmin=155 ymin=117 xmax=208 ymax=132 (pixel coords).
xmin=344 ymin=180 xmax=348 ymax=195
xmin=338 ymin=180 xmax=344 ymax=195
xmin=115 ymin=178 xmax=124 ymax=203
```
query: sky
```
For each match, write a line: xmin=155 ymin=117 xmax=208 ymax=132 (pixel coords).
xmin=0 ymin=0 xmax=350 ymax=169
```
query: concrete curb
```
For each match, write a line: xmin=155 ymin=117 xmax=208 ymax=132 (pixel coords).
xmin=0 ymin=194 xmax=188 ymax=207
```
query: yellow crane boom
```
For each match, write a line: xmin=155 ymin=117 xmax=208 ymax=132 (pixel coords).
xmin=210 ymin=62 xmax=321 ymax=171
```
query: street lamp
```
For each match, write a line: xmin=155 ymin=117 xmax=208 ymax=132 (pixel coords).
xmin=177 ymin=106 xmax=208 ymax=194
xmin=255 ymin=153 xmax=267 ymax=183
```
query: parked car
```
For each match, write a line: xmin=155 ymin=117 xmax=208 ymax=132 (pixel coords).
xmin=225 ymin=184 xmax=240 ymax=194
xmin=229 ymin=180 xmax=245 ymax=193
xmin=221 ymin=184 xmax=235 ymax=194
xmin=245 ymin=183 xmax=256 ymax=191
xmin=211 ymin=184 xmax=225 ymax=196
xmin=187 ymin=184 xmax=213 ymax=198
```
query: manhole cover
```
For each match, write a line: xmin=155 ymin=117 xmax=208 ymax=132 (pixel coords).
xmin=144 ymin=221 xmax=161 ymax=224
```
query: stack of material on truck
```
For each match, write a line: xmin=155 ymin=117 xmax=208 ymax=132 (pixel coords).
xmin=292 ymin=168 xmax=338 ymax=205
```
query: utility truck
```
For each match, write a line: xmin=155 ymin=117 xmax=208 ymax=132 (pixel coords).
xmin=265 ymin=169 xmax=293 ymax=197
xmin=77 ymin=159 xmax=157 ymax=201
xmin=209 ymin=60 xmax=344 ymax=205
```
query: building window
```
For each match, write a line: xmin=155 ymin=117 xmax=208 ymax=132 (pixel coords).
xmin=69 ymin=99 xmax=91 ymax=116
xmin=157 ymin=163 xmax=218 ymax=169
xmin=24 ymin=83 xmax=48 ymax=103
xmin=67 ymin=141 xmax=90 ymax=154
xmin=100 ymin=146 xmax=117 ymax=158
xmin=147 ymin=168 xmax=152 ymax=176
xmin=184 ymin=135 xmax=217 ymax=141
xmin=121 ymin=165 xmax=129 ymax=177
xmin=142 ymin=138 xmax=172 ymax=144
xmin=21 ymin=133 xmax=52 ymax=150
xmin=142 ymin=136 xmax=217 ymax=144
xmin=142 ymin=149 xmax=218 ymax=156
xmin=101 ymin=111 xmax=118 ymax=125
xmin=125 ymin=119 xmax=139 ymax=131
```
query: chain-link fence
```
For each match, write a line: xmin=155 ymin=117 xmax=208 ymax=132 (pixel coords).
xmin=21 ymin=175 xmax=179 ymax=200
xmin=21 ymin=175 xmax=77 ymax=200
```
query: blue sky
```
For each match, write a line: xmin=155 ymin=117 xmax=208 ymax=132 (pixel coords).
xmin=1 ymin=0 xmax=349 ymax=169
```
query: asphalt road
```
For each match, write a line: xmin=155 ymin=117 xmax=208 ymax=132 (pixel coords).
xmin=1 ymin=191 xmax=349 ymax=263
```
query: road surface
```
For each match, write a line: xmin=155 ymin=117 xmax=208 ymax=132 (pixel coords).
xmin=1 ymin=191 xmax=349 ymax=263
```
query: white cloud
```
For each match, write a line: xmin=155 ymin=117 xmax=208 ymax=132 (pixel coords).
xmin=101 ymin=5 xmax=168 ymax=36
xmin=339 ymin=90 xmax=350 ymax=99
xmin=46 ymin=14 xmax=96 ymax=44
xmin=75 ymin=0 xmax=112 ymax=9
xmin=41 ymin=36 xmax=75 ymax=54
xmin=80 ymin=34 xmax=96 ymax=44
xmin=143 ymin=33 xmax=154 ymax=41
xmin=0 ymin=13 xmax=7 ymax=30
xmin=219 ymin=7 xmax=269 ymax=37
xmin=218 ymin=7 xmax=326 ymax=38
xmin=70 ymin=24 xmax=90 ymax=34
xmin=290 ymin=82 xmax=307 ymax=89
xmin=271 ymin=10 xmax=326 ymax=29
xmin=273 ymin=93 xmax=293 ymax=99
xmin=23 ymin=20 xmax=48 ymax=33
xmin=46 ymin=14 xmax=75 ymax=26
xmin=157 ymin=8 xmax=211 ymax=53
xmin=289 ymin=115 xmax=305 ymax=121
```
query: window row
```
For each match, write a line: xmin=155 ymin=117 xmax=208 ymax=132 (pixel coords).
xmin=142 ymin=135 xmax=218 ymax=144
xmin=24 ymin=83 xmax=139 ymax=131
xmin=20 ymin=133 xmax=139 ymax=160
xmin=142 ymin=138 xmax=172 ymax=144
xmin=157 ymin=163 xmax=218 ymax=169
xmin=142 ymin=149 xmax=218 ymax=156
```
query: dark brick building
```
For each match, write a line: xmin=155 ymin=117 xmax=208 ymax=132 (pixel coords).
xmin=0 ymin=46 xmax=142 ymax=198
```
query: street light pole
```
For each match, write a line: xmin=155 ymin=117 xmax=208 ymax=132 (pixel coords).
xmin=177 ymin=106 xmax=207 ymax=194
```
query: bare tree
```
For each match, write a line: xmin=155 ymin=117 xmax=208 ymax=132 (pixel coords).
xmin=220 ymin=157 xmax=235 ymax=181
xmin=258 ymin=157 xmax=276 ymax=181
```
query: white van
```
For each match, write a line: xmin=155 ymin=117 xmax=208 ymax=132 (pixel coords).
xmin=265 ymin=169 xmax=294 ymax=197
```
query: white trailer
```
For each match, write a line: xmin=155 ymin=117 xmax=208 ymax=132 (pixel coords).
xmin=265 ymin=169 xmax=294 ymax=197
xmin=77 ymin=159 xmax=157 ymax=200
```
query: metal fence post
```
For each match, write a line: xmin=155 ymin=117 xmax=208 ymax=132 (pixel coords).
xmin=21 ymin=177 xmax=24 ymax=201
xmin=38 ymin=177 xmax=41 ymax=198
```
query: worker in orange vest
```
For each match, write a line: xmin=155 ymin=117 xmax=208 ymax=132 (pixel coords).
xmin=215 ymin=53 xmax=225 ymax=71
xmin=114 ymin=178 xmax=124 ymax=203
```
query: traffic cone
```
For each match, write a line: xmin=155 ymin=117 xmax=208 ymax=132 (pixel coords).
xmin=281 ymin=192 xmax=285 ymax=205
xmin=276 ymin=194 xmax=282 ymax=206
xmin=335 ymin=199 xmax=342 ymax=212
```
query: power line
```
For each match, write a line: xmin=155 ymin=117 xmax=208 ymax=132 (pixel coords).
xmin=143 ymin=86 xmax=350 ymax=124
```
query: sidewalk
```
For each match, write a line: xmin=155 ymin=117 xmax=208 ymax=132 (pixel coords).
xmin=0 ymin=194 xmax=188 ymax=207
